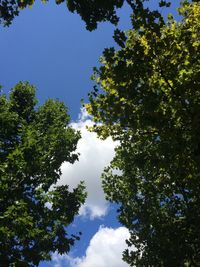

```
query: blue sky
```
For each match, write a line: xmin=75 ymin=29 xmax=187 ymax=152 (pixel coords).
xmin=0 ymin=1 xmax=131 ymax=119
xmin=0 ymin=1 xmax=180 ymax=266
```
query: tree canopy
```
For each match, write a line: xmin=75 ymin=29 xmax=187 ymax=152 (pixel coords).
xmin=0 ymin=82 xmax=86 ymax=267
xmin=0 ymin=0 xmax=182 ymax=30
xmin=86 ymin=2 xmax=200 ymax=266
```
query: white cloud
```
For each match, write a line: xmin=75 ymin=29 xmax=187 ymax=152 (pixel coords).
xmin=73 ymin=226 xmax=130 ymax=267
xmin=51 ymin=252 xmax=71 ymax=267
xmin=57 ymin=108 xmax=117 ymax=219
xmin=52 ymin=226 xmax=131 ymax=267
xmin=71 ymin=227 xmax=129 ymax=267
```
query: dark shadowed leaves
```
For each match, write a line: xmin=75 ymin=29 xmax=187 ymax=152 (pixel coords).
xmin=0 ymin=82 xmax=86 ymax=267
xmin=86 ymin=2 xmax=200 ymax=266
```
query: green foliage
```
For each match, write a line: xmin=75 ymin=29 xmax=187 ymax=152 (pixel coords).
xmin=0 ymin=0 xmax=187 ymax=30
xmin=0 ymin=0 xmax=123 ymax=28
xmin=86 ymin=2 xmax=200 ymax=266
xmin=0 ymin=82 xmax=86 ymax=267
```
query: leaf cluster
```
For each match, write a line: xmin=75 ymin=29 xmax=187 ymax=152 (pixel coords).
xmin=0 ymin=0 xmax=189 ymax=30
xmin=0 ymin=82 xmax=86 ymax=266
xmin=86 ymin=3 xmax=200 ymax=266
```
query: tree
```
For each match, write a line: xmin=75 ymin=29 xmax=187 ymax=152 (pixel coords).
xmin=0 ymin=82 xmax=86 ymax=266
xmin=0 ymin=0 xmax=180 ymax=30
xmin=86 ymin=2 xmax=200 ymax=266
